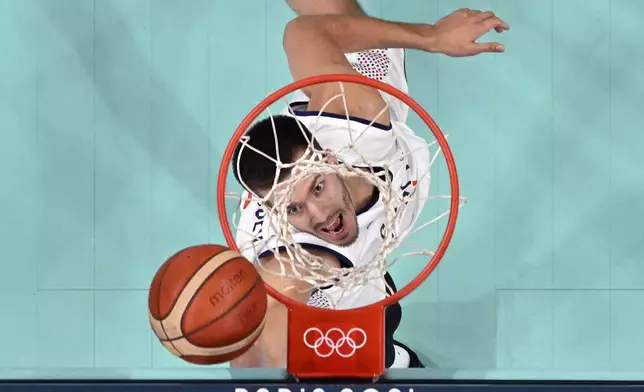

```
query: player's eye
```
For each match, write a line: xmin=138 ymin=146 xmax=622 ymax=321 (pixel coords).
xmin=287 ymin=205 xmax=301 ymax=215
xmin=313 ymin=181 xmax=324 ymax=195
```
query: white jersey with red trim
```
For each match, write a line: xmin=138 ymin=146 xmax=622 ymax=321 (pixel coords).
xmin=234 ymin=49 xmax=430 ymax=310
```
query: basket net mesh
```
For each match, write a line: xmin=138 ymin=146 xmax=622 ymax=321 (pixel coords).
xmin=226 ymin=82 xmax=465 ymax=309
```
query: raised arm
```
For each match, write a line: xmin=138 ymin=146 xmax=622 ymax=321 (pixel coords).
xmin=283 ymin=9 xmax=508 ymax=116
xmin=229 ymin=258 xmax=309 ymax=368
xmin=283 ymin=15 xmax=429 ymax=123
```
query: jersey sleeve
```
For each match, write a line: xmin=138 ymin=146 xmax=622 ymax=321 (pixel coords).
xmin=283 ymin=48 xmax=409 ymax=123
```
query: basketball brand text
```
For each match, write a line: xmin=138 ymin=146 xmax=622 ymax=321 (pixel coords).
xmin=237 ymin=300 xmax=258 ymax=326
xmin=209 ymin=269 xmax=248 ymax=306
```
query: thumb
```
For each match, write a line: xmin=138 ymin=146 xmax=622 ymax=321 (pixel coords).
xmin=473 ymin=42 xmax=505 ymax=54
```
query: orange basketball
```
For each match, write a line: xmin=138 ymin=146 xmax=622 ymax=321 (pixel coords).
xmin=148 ymin=244 xmax=268 ymax=365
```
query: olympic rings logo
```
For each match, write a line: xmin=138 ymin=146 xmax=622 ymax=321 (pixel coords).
xmin=303 ymin=327 xmax=367 ymax=358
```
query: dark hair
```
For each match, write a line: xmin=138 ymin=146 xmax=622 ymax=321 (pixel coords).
xmin=232 ymin=114 xmax=320 ymax=194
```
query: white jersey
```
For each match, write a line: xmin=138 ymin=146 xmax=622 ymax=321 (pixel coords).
xmin=235 ymin=49 xmax=430 ymax=310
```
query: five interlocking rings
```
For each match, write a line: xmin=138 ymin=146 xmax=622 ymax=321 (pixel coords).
xmin=303 ymin=327 xmax=368 ymax=358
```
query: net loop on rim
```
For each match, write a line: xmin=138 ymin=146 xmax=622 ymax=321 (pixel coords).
xmin=225 ymin=76 xmax=466 ymax=309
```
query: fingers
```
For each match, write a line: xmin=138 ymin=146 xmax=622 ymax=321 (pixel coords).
xmin=444 ymin=7 xmax=509 ymax=57
xmin=473 ymin=11 xmax=495 ymax=21
xmin=463 ymin=9 xmax=511 ymax=32
xmin=482 ymin=14 xmax=510 ymax=31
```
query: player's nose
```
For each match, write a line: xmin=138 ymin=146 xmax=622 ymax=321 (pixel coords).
xmin=308 ymin=202 xmax=331 ymax=225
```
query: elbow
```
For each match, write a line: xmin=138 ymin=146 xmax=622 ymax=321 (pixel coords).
xmin=283 ymin=17 xmax=306 ymax=49
xmin=285 ymin=15 xmax=316 ymax=32
xmin=283 ymin=18 xmax=299 ymax=52
xmin=283 ymin=16 xmax=325 ymax=49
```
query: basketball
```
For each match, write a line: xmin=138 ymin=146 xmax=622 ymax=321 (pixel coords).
xmin=148 ymin=244 xmax=268 ymax=365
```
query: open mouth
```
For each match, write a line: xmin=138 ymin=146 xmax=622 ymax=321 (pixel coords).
xmin=320 ymin=213 xmax=346 ymax=237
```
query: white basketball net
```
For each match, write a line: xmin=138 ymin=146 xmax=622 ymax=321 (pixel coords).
xmin=227 ymin=82 xmax=466 ymax=308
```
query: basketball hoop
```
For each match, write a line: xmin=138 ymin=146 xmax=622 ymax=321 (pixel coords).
xmin=217 ymin=74 xmax=462 ymax=379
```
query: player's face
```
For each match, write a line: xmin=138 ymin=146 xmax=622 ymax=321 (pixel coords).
xmin=282 ymin=173 xmax=359 ymax=247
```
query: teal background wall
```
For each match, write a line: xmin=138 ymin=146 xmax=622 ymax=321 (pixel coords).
xmin=1 ymin=0 xmax=643 ymax=379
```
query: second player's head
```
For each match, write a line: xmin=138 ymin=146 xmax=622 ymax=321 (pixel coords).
xmin=232 ymin=115 xmax=359 ymax=247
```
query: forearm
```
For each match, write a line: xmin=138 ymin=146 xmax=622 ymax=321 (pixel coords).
xmin=291 ymin=15 xmax=435 ymax=53
xmin=230 ymin=301 xmax=289 ymax=368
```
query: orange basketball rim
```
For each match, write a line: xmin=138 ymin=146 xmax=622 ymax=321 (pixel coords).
xmin=217 ymin=74 xmax=460 ymax=380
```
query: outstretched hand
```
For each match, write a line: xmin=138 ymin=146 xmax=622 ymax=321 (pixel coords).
xmin=426 ymin=8 xmax=510 ymax=57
